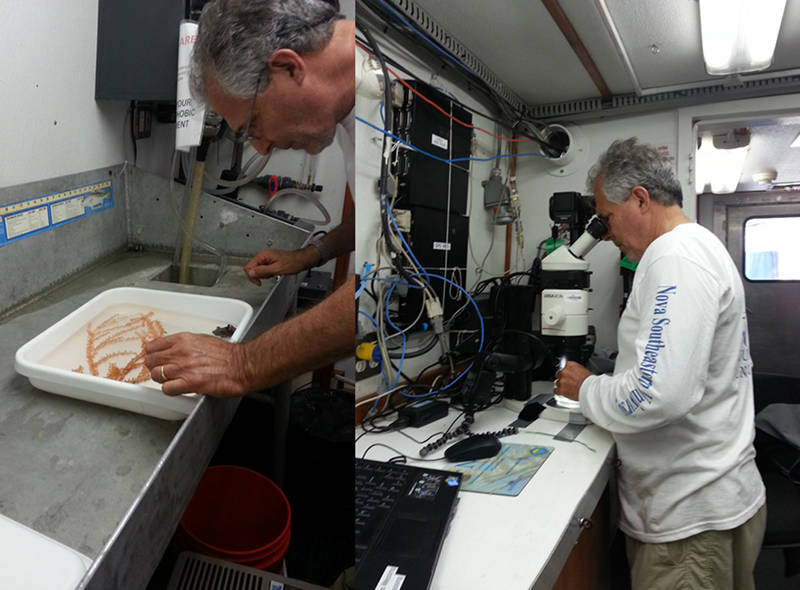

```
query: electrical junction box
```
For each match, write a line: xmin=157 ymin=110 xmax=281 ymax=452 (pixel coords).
xmin=95 ymin=0 xmax=186 ymax=101
xmin=391 ymin=79 xmax=472 ymax=214
xmin=406 ymin=206 xmax=468 ymax=270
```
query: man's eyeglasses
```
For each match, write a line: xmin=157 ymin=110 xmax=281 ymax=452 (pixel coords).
xmin=235 ymin=75 xmax=262 ymax=144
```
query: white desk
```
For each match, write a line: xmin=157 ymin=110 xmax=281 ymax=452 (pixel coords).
xmin=356 ymin=404 xmax=616 ymax=589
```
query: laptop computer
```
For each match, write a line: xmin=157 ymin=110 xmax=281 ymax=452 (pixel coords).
xmin=355 ymin=458 xmax=462 ymax=590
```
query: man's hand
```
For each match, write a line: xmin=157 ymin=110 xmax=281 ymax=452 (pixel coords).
xmin=243 ymin=247 xmax=318 ymax=285
xmin=144 ymin=332 xmax=251 ymax=397
xmin=555 ymin=361 xmax=592 ymax=401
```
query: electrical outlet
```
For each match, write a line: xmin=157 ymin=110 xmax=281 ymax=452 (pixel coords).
xmin=355 ymin=337 xmax=382 ymax=380
xmin=133 ymin=104 xmax=152 ymax=139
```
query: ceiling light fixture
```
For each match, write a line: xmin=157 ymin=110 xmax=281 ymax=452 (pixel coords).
xmin=698 ymin=0 xmax=787 ymax=75
xmin=695 ymin=129 xmax=751 ymax=194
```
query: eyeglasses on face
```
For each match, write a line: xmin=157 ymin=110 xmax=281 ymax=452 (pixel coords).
xmin=234 ymin=74 xmax=263 ymax=144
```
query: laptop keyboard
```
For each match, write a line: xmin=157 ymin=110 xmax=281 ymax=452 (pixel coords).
xmin=354 ymin=459 xmax=412 ymax=563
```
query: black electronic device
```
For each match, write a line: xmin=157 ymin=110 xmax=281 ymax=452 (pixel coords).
xmin=448 ymin=291 xmax=492 ymax=356
xmin=549 ymin=191 xmax=595 ymax=245
xmin=355 ymin=458 xmax=461 ymax=590
xmin=444 ymin=433 xmax=502 ymax=462
xmin=398 ymin=399 xmax=449 ymax=428
xmin=405 ymin=206 xmax=468 ymax=269
xmin=95 ymin=0 xmax=185 ymax=101
xmin=494 ymin=284 xmax=541 ymax=401
xmin=519 ymin=402 xmax=546 ymax=423
xmin=396 ymin=279 xmax=466 ymax=329
xmin=391 ymin=80 xmax=472 ymax=214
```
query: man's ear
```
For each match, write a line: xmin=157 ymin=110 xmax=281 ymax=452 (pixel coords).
xmin=267 ymin=49 xmax=305 ymax=84
xmin=630 ymin=185 xmax=651 ymax=214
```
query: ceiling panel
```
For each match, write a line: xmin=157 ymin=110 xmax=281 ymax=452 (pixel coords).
xmin=405 ymin=0 xmax=800 ymax=104
xmin=603 ymin=0 xmax=710 ymax=92
xmin=560 ymin=0 xmax=637 ymax=96
xmin=412 ymin=0 xmax=602 ymax=104
xmin=771 ymin=0 xmax=800 ymax=71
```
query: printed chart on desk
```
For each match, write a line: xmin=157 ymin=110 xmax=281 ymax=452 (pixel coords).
xmin=451 ymin=444 xmax=553 ymax=496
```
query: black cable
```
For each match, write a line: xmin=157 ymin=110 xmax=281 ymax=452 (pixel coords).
xmin=356 ymin=21 xmax=413 ymax=284
xmin=414 ymin=359 xmax=444 ymax=383
xmin=361 ymin=443 xmax=406 ymax=461
xmin=359 ymin=0 xmax=510 ymax=116
xmin=129 ymin=101 xmax=138 ymax=165
xmin=387 ymin=358 xmax=415 ymax=385
xmin=398 ymin=428 xmax=448 ymax=445
xmin=356 ymin=34 xmax=510 ymax=128
xmin=358 ymin=0 xmax=556 ymax=149
xmin=354 ymin=34 xmax=560 ymax=154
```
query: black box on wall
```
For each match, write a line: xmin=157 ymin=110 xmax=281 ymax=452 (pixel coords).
xmin=95 ymin=0 xmax=186 ymax=101
xmin=391 ymin=80 xmax=472 ymax=215
xmin=406 ymin=206 xmax=468 ymax=270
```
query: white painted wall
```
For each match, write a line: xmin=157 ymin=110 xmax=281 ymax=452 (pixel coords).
xmin=0 ymin=0 xmax=128 ymax=189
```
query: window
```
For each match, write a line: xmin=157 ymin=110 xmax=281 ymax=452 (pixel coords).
xmin=744 ymin=216 xmax=800 ymax=281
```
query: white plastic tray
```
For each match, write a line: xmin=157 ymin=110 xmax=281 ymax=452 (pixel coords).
xmin=0 ymin=513 xmax=92 ymax=590
xmin=15 ymin=287 xmax=253 ymax=420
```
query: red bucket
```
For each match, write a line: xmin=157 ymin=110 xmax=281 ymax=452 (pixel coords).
xmin=178 ymin=465 xmax=291 ymax=573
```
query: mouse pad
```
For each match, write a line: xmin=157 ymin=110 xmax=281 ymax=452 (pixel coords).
xmin=451 ymin=443 xmax=553 ymax=496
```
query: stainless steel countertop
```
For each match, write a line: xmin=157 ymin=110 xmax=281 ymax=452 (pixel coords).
xmin=0 ymin=249 xmax=298 ymax=589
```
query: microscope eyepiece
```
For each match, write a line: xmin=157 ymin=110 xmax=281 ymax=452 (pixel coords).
xmin=586 ymin=215 xmax=608 ymax=239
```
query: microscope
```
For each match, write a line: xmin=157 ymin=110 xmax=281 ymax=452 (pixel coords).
xmin=540 ymin=203 xmax=607 ymax=366
xmin=535 ymin=193 xmax=607 ymax=420
xmin=453 ymin=193 xmax=607 ymax=421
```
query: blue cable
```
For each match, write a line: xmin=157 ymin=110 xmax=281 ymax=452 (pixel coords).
xmin=357 ymin=310 xmax=391 ymax=387
xmin=362 ymin=276 xmax=424 ymax=288
xmin=360 ymin=272 xmax=486 ymax=403
xmin=358 ymin=309 xmax=380 ymax=330
xmin=382 ymin=272 xmax=485 ymax=399
xmin=357 ymin=116 xmax=549 ymax=163
xmin=384 ymin=205 xmax=430 ymax=284
xmin=360 ymin=285 xmax=409 ymax=389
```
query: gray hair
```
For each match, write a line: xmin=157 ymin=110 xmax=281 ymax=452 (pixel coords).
xmin=190 ymin=0 xmax=343 ymax=102
xmin=586 ymin=137 xmax=683 ymax=207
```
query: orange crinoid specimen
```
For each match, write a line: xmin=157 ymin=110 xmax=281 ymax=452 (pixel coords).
xmin=73 ymin=311 xmax=165 ymax=383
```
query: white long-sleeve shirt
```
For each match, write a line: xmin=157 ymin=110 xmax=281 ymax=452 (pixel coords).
xmin=579 ymin=223 xmax=765 ymax=543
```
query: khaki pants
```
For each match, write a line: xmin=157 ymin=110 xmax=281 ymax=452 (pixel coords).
xmin=626 ymin=504 xmax=766 ymax=590
xmin=330 ymin=566 xmax=354 ymax=590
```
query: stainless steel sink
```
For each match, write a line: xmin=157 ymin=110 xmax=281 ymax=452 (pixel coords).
xmin=150 ymin=263 xmax=222 ymax=287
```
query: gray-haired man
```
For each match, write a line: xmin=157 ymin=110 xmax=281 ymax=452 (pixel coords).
xmin=145 ymin=0 xmax=355 ymax=397
xmin=556 ymin=138 xmax=765 ymax=589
